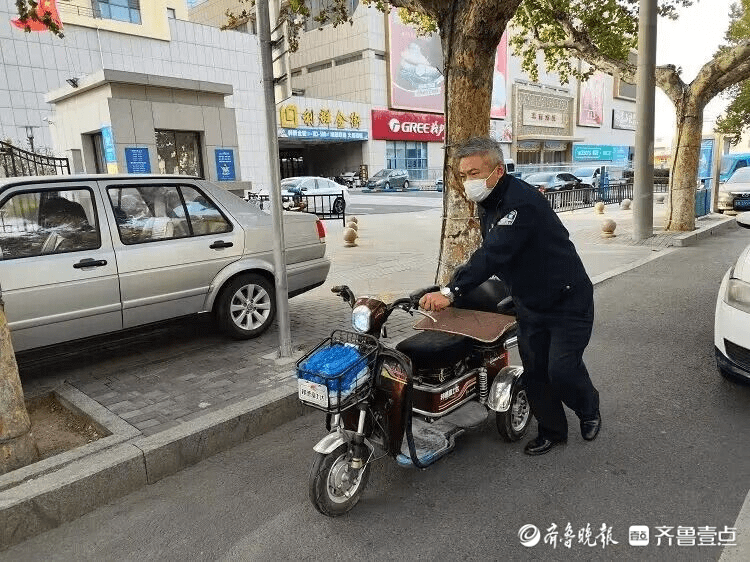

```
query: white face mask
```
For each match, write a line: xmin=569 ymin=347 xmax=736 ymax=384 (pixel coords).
xmin=463 ymin=165 xmax=499 ymax=202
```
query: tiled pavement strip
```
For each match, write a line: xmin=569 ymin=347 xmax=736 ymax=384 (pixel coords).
xmin=17 ymin=201 xmax=733 ymax=437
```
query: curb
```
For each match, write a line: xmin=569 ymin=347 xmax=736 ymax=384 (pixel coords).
xmin=0 ymin=380 xmax=308 ymax=550
xmin=672 ymin=214 xmax=737 ymax=246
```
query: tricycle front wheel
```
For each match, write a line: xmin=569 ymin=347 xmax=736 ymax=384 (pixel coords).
xmin=309 ymin=444 xmax=371 ymax=516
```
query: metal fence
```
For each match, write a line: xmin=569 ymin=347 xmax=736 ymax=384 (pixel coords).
xmin=542 ymin=181 xmax=635 ymax=212
xmin=0 ymin=141 xmax=71 ymax=178
xmin=246 ymin=192 xmax=347 ymax=225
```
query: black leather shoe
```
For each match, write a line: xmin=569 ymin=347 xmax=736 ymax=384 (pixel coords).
xmin=523 ymin=435 xmax=566 ymax=456
xmin=581 ymin=413 xmax=601 ymax=441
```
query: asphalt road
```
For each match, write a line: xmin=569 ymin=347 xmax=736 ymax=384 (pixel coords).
xmin=346 ymin=189 xmax=442 ymax=215
xmin=6 ymin=227 xmax=750 ymax=561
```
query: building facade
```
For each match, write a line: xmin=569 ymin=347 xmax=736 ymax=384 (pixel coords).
xmin=191 ymin=0 xmax=636 ymax=182
xmin=0 ymin=0 xmax=271 ymax=191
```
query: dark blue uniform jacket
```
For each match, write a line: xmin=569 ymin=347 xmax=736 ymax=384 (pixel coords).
xmin=449 ymin=171 xmax=592 ymax=315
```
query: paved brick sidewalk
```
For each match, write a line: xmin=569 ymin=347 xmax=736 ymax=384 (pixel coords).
xmin=17 ymin=203 xmax=733 ymax=437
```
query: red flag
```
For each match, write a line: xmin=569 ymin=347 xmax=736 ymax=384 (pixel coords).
xmin=11 ymin=0 xmax=63 ymax=32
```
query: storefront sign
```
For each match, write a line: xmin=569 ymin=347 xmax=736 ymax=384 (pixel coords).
xmin=279 ymin=102 xmax=363 ymax=131
xmin=215 ymin=149 xmax=236 ymax=181
xmin=612 ymin=109 xmax=636 ymax=130
xmin=522 ymin=109 xmax=566 ymax=129
xmin=573 ymin=144 xmax=632 ymax=162
xmin=371 ymin=109 xmax=445 ymax=141
xmin=125 ymin=147 xmax=151 ymax=173
xmin=278 ymin=128 xmax=368 ymax=141
xmin=573 ymin=145 xmax=614 ymax=161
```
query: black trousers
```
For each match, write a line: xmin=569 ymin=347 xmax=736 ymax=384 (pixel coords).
xmin=516 ymin=299 xmax=599 ymax=442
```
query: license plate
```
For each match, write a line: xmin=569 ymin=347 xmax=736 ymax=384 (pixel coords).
xmin=735 ymin=198 xmax=750 ymax=210
xmin=298 ymin=379 xmax=328 ymax=408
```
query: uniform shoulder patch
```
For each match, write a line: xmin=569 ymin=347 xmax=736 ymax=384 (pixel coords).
xmin=497 ymin=210 xmax=517 ymax=226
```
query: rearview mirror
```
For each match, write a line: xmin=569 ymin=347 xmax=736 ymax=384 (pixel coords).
xmin=738 ymin=212 xmax=750 ymax=229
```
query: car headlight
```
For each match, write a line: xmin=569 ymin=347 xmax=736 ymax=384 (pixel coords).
xmin=352 ymin=305 xmax=372 ymax=333
xmin=725 ymin=274 xmax=750 ymax=314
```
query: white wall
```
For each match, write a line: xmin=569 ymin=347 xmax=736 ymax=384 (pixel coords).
xmin=0 ymin=0 xmax=271 ymax=190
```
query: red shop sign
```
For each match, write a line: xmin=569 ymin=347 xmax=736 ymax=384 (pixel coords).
xmin=371 ymin=109 xmax=445 ymax=142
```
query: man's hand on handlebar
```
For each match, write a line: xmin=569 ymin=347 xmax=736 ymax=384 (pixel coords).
xmin=419 ymin=291 xmax=451 ymax=312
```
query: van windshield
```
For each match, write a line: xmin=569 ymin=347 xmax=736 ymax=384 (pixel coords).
xmin=721 ymin=157 xmax=735 ymax=175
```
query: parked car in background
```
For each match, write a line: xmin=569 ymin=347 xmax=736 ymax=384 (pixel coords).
xmin=0 ymin=175 xmax=330 ymax=352
xmin=715 ymin=213 xmax=750 ymax=382
xmin=364 ymin=169 xmax=410 ymax=191
xmin=333 ymin=172 xmax=362 ymax=189
xmin=718 ymin=167 xmax=750 ymax=214
xmin=523 ymin=172 xmax=591 ymax=192
xmin=281 ymin=176 xmax=348 ymax=214
xmin=434 ymin=177 xmax=443 ymax=192
xmin=522 ymin=171 xmax=593 ymax=204
xmin=572 ymin=166 xmax=601 ymax=188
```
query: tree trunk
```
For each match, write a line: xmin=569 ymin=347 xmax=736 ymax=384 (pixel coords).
xmin=664 ymin=94 xmax=705 ymax=232
xmin=0 ymin=302 xmax=38 ymax=475
xmin=434 ymin=0 xmax=521 ymax=284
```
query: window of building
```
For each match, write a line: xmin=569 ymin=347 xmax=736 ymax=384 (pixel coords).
xmin=386 ymin=141 xmax=428 ymax=180
xmin=167 ymin=8 xmax=176 ymax=19
xmin=155 ymin=130 xmax=204 ymax=178
xmin=614 ymin=51 xmax=637 ymax=101
xmin=305 ymin=0 xmax=359 ymax=31
xmin=92 ymin=0 xmax=142 ymax=25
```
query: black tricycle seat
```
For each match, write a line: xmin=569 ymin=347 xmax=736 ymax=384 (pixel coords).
xmin=395 ymin=331 xmax=473 ymax=371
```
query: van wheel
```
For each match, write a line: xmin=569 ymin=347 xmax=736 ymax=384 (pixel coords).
xmin=403 ymin=180 xmax=409 ymax=190
xmin=216 ymin=274 xmax=276 ymax=339
xmin=384 ymin=182 xmax=390 ymax=190
xmin=333 ymin=197 xmax=345 ymax=214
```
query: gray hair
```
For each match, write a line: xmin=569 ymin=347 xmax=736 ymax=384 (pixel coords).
xmin=452 ymin=137 xmax=505 ymax=166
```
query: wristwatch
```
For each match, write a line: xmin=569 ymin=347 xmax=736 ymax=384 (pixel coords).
xmin=439 ymin=286 xmax=455 ymax=303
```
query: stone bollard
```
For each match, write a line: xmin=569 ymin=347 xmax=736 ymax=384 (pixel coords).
xmin=343 ymin=227 xmax=358 ymax=247
xmin=620 ymin=198 xmax=632 ymax=210
xmin=601 ymin=218 xmax=617 ymax=238
xmin=595 ymin=202 xmax=605 ymax=214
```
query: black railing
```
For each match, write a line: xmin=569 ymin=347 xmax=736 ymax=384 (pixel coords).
xmin=0 ymin=141 xmax=70 ymax=178
xmin=542 ymin=182 xmax=635 ymax=212
xmin=246 ymin=192 xmax=347 ymax=225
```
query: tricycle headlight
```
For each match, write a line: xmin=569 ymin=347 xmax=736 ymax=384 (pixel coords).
xmin=352 ymin=305 xmax=372 ymax=333
xmin=725 ymin=277 xmax=750 ymax=314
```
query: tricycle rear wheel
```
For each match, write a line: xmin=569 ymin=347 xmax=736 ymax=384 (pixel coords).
xmin=496 ymin=384 xmax=532 ymax=442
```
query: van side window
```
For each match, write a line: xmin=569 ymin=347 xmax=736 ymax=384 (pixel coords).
xmin=0 ymin=189 xmax=100 ymax=260
xmin=737 ymin=160 xmax=747 ymax=171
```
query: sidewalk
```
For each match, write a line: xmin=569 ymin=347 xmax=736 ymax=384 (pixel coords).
xmin=1 ymin=201 xmax=737 ymax=549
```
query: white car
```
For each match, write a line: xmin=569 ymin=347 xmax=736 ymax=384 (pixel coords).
xmin=248 ymin=176 xmax=349 ymax=214
xmin=715 ymin=213 xmax=750 ymax=381
xmin=572 ymin=166 xmax=601 ymax=188
xmin=717 ymin=167 xmax=750 ymax=213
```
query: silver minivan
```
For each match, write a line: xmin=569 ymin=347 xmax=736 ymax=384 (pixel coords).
xmin=0 ymin=175 xmax=330 ymax=352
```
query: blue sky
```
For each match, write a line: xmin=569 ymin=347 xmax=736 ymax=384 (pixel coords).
xmin=655 ymin=0 xmax=734 ymax=141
